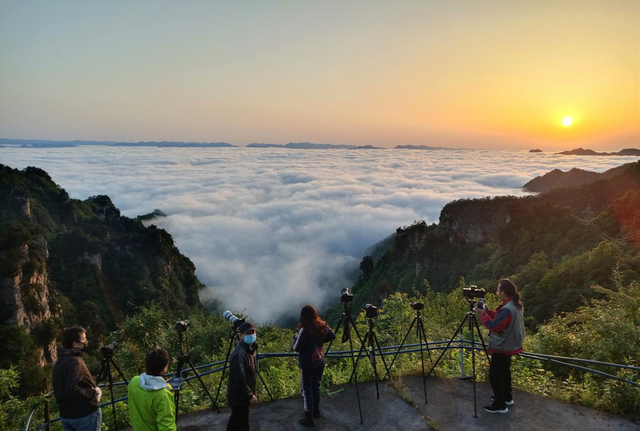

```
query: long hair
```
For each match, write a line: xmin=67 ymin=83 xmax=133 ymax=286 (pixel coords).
xmin=498 ymin=279 xmax=523 ymax=310
xmin=297 ymin=305 xmax=329 ymax=341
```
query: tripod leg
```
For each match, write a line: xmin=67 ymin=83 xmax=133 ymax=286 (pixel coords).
xmin=348 ymin=314 xmax=366 ymax=346
xmin=372 ymin=331 xmax=391 ymax=380
xmin=107 ymin=365 xmax=118 ymax=431
xmin=382 ymin=317 xmax=416 ymax=380
xmin=256 ymin=369 xmax=274 ymax=402
xmin=425 ymin=314 xmax=469 ymax=381
xmin=418 ymin=319 xmax=437 ymax=378
xmin=470 ymin=314 xmax=477 ymax=418
xmin=369 ymin=331 xmax=380 ymax=399
xmin=473 ymin=317 xmax=491 ymax=364
xmin=110 ymin=359 xmax=129 ymax=385
xmin=348 ymin=332 xmax=369 ymax=385
xmin=174 ymin=391 xmax=180 ymax=424
xmin=186 ymin=356 xmax=221 ymax=413
xmin=324 ymin=315 xmax=343 ymax=356
xmin=417 ymin=321 xmax=428 ymax=404
xmin=214 ymin=333 xmax=235 ymax=407
xmin=349 ymin=333 xmax=364 ymax=424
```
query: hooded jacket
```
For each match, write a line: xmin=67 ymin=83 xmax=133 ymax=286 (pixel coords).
xmin=127 ymin=373 xmax=177 ymax=431
xmin=52 ymin=348 xmax=99 ymax=419
xmin=227 ymin=340 xmax=257 ymax=407
xmin=293 ymin=327 xmax=336 ymax=369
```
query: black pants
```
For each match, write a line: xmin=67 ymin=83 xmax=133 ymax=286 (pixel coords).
xmin=226 ymin=405 xmax=250 ymax=431
xmin=489 ymin=353 xmax=512 ymax=406
xmin=300 ymin=364 xmax=324 ymax=412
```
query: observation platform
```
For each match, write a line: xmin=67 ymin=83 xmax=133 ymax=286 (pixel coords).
xmin=167 ymin=375 xmax=639 ymax=431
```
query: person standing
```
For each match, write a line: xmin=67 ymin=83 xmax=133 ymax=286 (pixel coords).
xmin=293 ymin=305 xmax=336 ymax=428
xmin=226 ymin=322 xmax=258 ymax=431
xmin=476 ymin=279 xmax=525 ymax=414
xmin=127 ymin=348 xmax=176 ymax=431
xmin=53 ymin=327 xmax=102 ymax=431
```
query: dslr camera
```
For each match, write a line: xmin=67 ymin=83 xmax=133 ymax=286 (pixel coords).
xmin=410 ymin=301 xmax=424 ymax=311
xmin=462 ymin=285 xmax=485 ymax=301
xmin=364 ymin=304 xmax=378 ymax=318
xmin=100 ymin=341 xmax=118 ymax=357
xmin=222 ymin=310 xmax=246 ymax=330
xmin=175 ymin=320 xmax=190 ymax=332
xmin=341 ymin=287 xmax=354 ymax=303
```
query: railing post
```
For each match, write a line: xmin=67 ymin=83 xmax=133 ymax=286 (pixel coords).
xmin=43 ymin=379 xmax=50 ymax=431
xmin=459 ymin=334 xmax=465 ymax=378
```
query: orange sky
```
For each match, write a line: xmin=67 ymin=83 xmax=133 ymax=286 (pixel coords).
xmin=0 ymin=1 xmax=638 ymax=149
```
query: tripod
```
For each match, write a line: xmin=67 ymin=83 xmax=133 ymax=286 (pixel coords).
xmin=172 ymin=329 xmax=221 ymax=423
xmin=424 ymin=299 xmax=490 ymax=418
xmin=382 ymin=306 xmax=436 ymax=403
xmin=324 ymin=300 xmax=365 ymax=424
xmin=213 ymin=327 xmax=274 ymax=408
xmin=347 ymin=315 xmax=391 ymax=400
xmin=96 ymin=349 xmax=128 ymax=431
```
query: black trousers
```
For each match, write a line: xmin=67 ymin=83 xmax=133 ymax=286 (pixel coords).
xmin=489 ymin=353 xmax=512 ymax=406
xmin=226 ymin=405 xmax=250 ymax=431
xmin=300 ymin=364 xmax=324 ymax=412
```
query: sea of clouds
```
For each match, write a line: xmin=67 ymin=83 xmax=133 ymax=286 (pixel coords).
xmin=1 ymin=147 xmax=636 ymax=322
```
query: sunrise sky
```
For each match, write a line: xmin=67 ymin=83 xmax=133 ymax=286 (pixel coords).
xmin=1 ymin=1 xmax=638 ymax=149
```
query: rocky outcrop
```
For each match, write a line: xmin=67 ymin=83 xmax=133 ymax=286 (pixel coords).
xmin=1 ymin=235 xmax=62 ymax=366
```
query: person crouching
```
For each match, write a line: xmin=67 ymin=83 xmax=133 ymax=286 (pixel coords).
xmin=293 ymin=305 xmax=336 ymax=428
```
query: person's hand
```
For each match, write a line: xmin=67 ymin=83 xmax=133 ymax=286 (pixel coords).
xmin=94 ymin=386 xmax=102 ymax=402
xmin=474 ymin=307 xmax=486 ymax=315
xmin=249 ymin=395 xmax=258 ymax=407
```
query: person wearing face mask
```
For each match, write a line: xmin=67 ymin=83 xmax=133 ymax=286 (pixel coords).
xmin=53 ymin=327 xmax=102 ymax=431
xmin=226 ymin=322 xmax=258 ymax=431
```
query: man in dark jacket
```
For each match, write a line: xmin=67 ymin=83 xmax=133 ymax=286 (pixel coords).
xmin=53 ymin=327 xmax=102 ymax=431
xmin=226 ymin=322 xmax=258 ymax=431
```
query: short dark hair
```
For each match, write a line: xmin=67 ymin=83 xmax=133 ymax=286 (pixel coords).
xmin=61 ymin=327 xmax=86 ymax=349
xmin=146 ymin=348 xmax=170 ymax=376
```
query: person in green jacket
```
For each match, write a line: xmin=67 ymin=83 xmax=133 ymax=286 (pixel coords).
xmin=128 ymin=348 xmax=177 ymax=431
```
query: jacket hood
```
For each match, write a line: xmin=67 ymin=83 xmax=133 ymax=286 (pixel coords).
xmin=139 ymin=373 xmax=169 ymax=391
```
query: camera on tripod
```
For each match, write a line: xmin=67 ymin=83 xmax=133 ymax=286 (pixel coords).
xmin=364 ymin=304 xmax=378 ymax=318
xmin=175 ymin=320 xmax=190 ymax=332
xmin=410 ymin=301 xmax=424 ymax=310
xmin=101 ymin=341 xmax=118 ymax=357
xmin=462 ymin=285 xmax=485 ymax=302
xmin=341 ymin=287 xmax=354 ymax=303
xmin=222 ymin=310 xmax=246 ymax=330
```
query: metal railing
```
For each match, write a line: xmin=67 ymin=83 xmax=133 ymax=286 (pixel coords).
xmin=24 ymin=339 xmax=640 ymax=431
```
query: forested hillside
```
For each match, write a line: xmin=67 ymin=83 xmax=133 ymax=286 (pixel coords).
xmin=339 ymin=161 xmax=640 ymax=328
xmin=0 ymin=164 xmax=204 ymax=395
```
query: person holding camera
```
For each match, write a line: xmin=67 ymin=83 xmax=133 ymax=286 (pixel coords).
xmin=227 ymin=322 xmax=259 ymax=431
xmin=475 ymin=279 xmax=524 ymax=414
xmin=127 ymin=348 xmax=176 ymax=431
xmin=53 ymin=327 xmax=102 ymax=431
xmin=293 ymin=305 xmax=336 ymax=428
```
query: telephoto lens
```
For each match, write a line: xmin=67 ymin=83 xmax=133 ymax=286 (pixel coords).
xmin=222 ymin=310 xmax=245 ymax=329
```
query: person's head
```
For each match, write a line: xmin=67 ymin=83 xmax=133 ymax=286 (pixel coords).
xmin=497 ymin=279 xmax=523 ymax=309
xmin=298 ymin=305 xmax=328 ymax=340
xmin=145 ymin=348 xmax=170 ymax=376
xmin=61 ymin=327 xmax=88 ymax=350
xmin=238 ymin=322 xmax=257 ymax=345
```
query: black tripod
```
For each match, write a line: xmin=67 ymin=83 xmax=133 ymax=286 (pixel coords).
xmin=213 ymin=326 xmax=274 ymax=408
xmin=96 ymin=345 xmax=128 ymax=431
xmin=325 ymin=300 xmax=365 ymax=424
xmin=382 ymin=304 xmax=436 ymax=403
xmin=172 ymin=328 xmax=221 ymax=423
xmin=347 ymin=313 xmax=391 ymax=400
xmin=424 ymin=299 xmax=490 ymax=418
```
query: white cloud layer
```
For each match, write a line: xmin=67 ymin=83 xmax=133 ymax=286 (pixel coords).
xmin=1 ymin=147 xmax=636 ymax=322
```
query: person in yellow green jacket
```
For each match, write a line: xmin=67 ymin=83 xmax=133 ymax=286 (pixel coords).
xmin=128 ymin=348 xmax=177 ymax=431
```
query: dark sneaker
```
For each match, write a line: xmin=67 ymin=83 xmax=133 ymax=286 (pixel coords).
xmin=298 ymin=411 xmax=315 ymax=427
xmin=312 ymin=408 xmax=322 ymax=419
xmin=491 ymin=396 xmax=514 ymax=406
xmin=483 ymin=403 xmax=509 ymax=414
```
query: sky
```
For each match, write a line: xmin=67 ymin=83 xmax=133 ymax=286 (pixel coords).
xmin=0 ymin=1 xmax=638 ymax=149
xmin=2 ymin=147 xmax=637 ymax=321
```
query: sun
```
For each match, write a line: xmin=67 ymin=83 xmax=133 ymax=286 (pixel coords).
xmin=561 ymin=117 xmax=573 ymax=127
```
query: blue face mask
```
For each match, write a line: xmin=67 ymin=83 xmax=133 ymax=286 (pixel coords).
xmin=244 ymin=334 xmax=256 ymax=345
